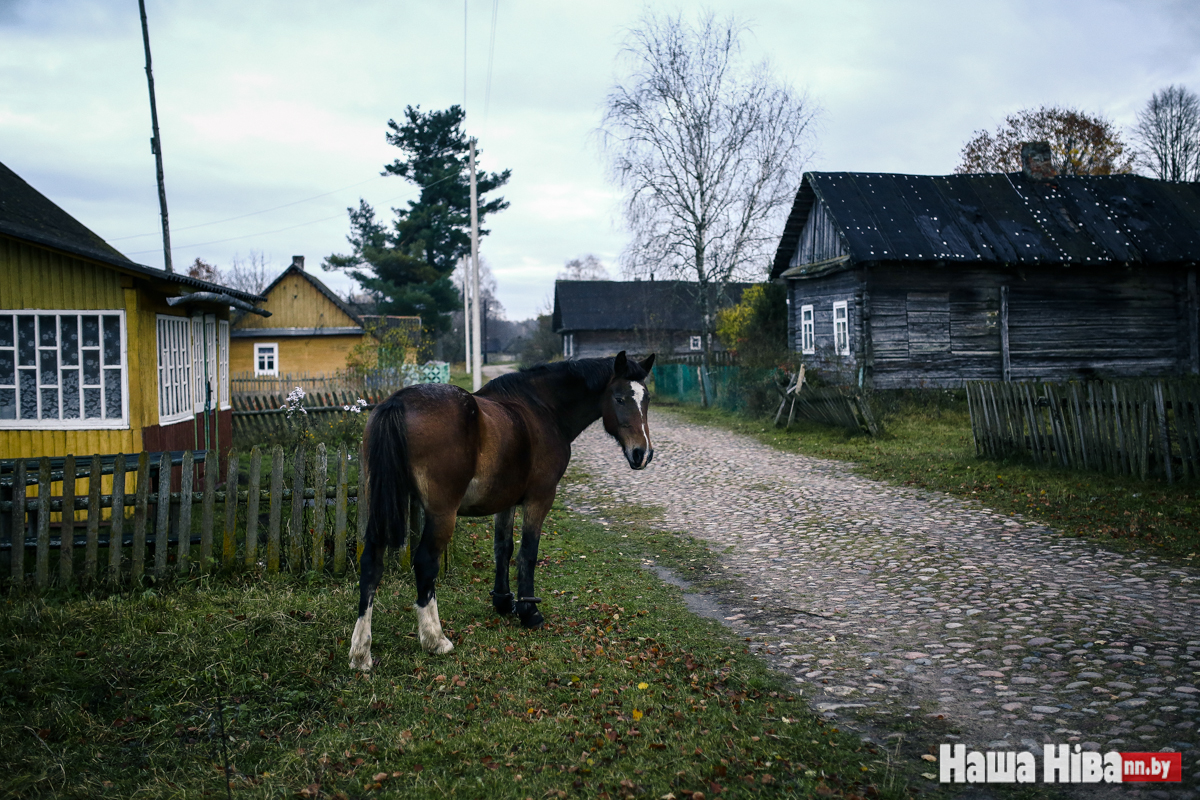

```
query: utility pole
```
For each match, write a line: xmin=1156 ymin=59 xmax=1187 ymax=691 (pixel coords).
xmin=138 ymin=0 xmax=173 ymax=273
xmin=461 ymin=256 xmax=473 ymax=376
xmin=469 ymin=139 xmax=482 ymax=392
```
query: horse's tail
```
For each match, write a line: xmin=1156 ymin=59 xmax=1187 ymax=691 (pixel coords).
xmin=363 ymin=394 xmax=412 ymax=551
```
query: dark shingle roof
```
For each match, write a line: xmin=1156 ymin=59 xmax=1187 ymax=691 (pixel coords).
xmin=0 ymin=159 xmax=266 ymax=304
xmin=770 ymin=171 xmax=1200 ymax=280
xmin=552 ymin=280 xmax=752 ymax=333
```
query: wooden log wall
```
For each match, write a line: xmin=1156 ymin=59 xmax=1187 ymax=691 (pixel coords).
xmin=966 ymin=378 xmax=1200 ymax=482
xmin=1 ymin=444 xmax=382 ymax=589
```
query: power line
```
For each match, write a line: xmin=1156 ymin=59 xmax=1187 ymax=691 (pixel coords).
xmin=463 ymin=0 xmax=469 ymax=109
xmin=483 ymin=0 xmax=499 ymax=128
xmin=109 ymin=174 xmax=385 ymax=241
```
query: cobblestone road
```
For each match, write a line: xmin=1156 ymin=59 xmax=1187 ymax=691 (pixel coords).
xmin=560 ymin=410 xmax=1200 ymax=795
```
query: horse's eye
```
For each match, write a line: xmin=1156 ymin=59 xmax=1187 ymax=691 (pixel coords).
xmin=616 ymin=397 xmax=625 ymax=405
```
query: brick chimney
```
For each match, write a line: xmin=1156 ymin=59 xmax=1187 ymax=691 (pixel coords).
xmin=1020 ymin=142 xmax=1056 ymax=180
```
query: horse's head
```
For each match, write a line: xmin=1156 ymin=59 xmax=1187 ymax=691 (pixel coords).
xmin=601 ymin=351 xmax=656 ymax=470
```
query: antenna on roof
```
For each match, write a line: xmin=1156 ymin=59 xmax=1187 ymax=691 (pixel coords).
xmin=138 ymin=0 xmax=173 ymax=273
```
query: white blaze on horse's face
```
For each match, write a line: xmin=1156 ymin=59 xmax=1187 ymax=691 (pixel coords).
xmin=604 ymin=377 xmax=653 ymax=470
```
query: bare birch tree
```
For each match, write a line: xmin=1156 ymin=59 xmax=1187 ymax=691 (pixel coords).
xmin=1132 ymin=85 xmax=1200 ymax=182
xmin=600 ymin=11 xmax=815 ymax=405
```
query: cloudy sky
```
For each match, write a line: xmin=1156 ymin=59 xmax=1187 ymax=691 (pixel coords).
xmin=3 ymin=0 xmax=1198 ymax=320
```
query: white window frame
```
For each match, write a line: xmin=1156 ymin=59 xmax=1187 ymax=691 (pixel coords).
xmin=0 ymin=309 xmax=129 ymax=430
xmin=156 ymin=314 xmax=194 ymax=425
xmin=833 ymin=300 xmax=850 ymax=356
xmin=255 ymin=342 xmax=279 ymax=377
xmin=689 ymin=335 xmax=702 ymax=351
xmin=218 ymin=319 xmax=230 ymax=410
xmin=562 ymin=333 xmax=574 ymax=359
xmin=800 ymin=304 xmax=815 ymax=354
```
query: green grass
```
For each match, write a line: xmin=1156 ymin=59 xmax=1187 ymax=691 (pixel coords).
xmin=657 ymin=392 xmax=1200 ymax=562
xmin=1 ymin=501 xmax=913 ymax=799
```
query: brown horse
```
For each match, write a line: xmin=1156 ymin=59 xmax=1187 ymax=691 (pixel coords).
xmin=349 ymin=351 xmax=655 ymax=669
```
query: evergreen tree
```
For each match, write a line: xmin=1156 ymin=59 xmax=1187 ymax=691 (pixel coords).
xmin=324 ymin=105 xmax=510 ymax=334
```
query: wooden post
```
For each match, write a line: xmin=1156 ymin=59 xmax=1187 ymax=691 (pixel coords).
xmin=223 ymin=452 xmax=239 ymax=568
xmin=267 ymin=445 xmax=283 ymax=573
xmin=36 ymin=457 xmax=50 ymax=588
xmin=177 ymin=451 xmax=194 ymax=572
xmin=312 ymin=443 xmax=327 ymax=572
xmin=85 ymin=454 xmax=101 ymax=584
xmin=334 ymin=445 xmax=348 ymax=576
xmin=132 ymin=453 xmax=149 ymax=582
xmin=245 ymin=446 xmax=262 ymax=566
xmin=356 ymin=454 xmax=367 ymax=570
xmin=200 ymin=452 xmax=216 ymax=571
xmin=61 ymin=453 xmax=75 ymax=586
xmin=109 ymin=454 xmax=126 ymax=584
xmin=999 ymin=285 xmax=1011 ymax=382
xmin=1154 ymin=381 xmax=1173 ymax=484
xmin=154 ymin=452 xmax=171 ymax=579
xmin=11 ymin=460 xmax=26 ymax=585
xmin=1188 ymin=269 xmax=1198 ymax=375
xmin=290 ymin=446 xmax=307 ymax=573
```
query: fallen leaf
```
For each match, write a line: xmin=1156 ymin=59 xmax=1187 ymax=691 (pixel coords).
xmin=921 ymin=754 xmax=937 ymax=762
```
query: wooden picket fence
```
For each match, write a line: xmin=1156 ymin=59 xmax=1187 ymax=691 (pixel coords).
xmin=231 ymin=389 xmax=390 ymax=441
xmin=966 ymin=378 xmax=1200 ymax=482
xmin=0 ymin=443 xmax=401 ymax=589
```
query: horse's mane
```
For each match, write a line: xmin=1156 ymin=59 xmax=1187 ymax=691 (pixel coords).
xmin=482 ymin=356 xmax=648 ymax=403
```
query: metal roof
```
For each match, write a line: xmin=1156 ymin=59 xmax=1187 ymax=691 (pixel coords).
xmin=770 ymin=171 xmax=1200 ymax=280
xmin=0 ymin=159 xmax=266 ymax=304
xmin=552 ymin=280 xmax=752 ymax=333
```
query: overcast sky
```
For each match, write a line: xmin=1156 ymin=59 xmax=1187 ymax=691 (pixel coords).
xmin=3 ymin=0 xmax=1199 ymax=320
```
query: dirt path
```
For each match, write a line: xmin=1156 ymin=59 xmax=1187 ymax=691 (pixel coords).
xmin=559 ymin=409 xmax=1200 ymax=792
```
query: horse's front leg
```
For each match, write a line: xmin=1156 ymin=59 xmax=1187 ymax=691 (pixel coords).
xmin=349 ymin=535 xmax=386 ymax=671
xmin=491 ymin=506 xmax=516 ymax=615
xmin=514 ymin=498 xmax=552 ymax=629
xmin=412 ymin=511 xmax=457 ymax=655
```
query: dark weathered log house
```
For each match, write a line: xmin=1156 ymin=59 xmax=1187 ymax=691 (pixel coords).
xmin=770 ymin=150 xmax=1200 ymax=389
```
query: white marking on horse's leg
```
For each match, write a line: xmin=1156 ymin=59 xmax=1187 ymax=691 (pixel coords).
xmin=416 ymin=596 xmax=454 ymax=655
xmin=348 ymin=605 xmax=373 ymax=671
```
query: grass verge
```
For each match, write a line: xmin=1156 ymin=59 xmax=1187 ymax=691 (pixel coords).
xmin=657 ymin=394 xmax=1200 ymax=562
xmin=2 ymin=500 xmax=911 ymax=799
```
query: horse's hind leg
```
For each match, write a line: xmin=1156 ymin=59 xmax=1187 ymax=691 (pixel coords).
xmin=349 ymin=535 xmax=386 ymax=671
xmin=491 ymin=506 xmax=516 ymax=615
xmin=412 ymin=511 xmax=456 ymax=655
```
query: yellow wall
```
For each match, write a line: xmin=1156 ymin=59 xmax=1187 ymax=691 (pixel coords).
xmin=0 ymin=234 xmax=224 ymax=461
xmin=233 ymin=270 xmax=358 ymax=330
xmin=230 ymin=334 xmax=367 ymax=377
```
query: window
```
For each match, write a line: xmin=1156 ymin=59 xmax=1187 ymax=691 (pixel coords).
xmin=562 ymin=334 xmax=574 ymax=359
xmin=833 ymin=301 xmax=850 ymax=356
xmin=689 ymin=335 xmax=702 ymax=351
xmin=156 ymin=315 xmax=193 ymax=424
xmin=800 ymin=304 xmax=815 ymax=354
xmin=255 ymin=343 xmax=278 ymax=376
xmin=0 ymin=311 xmax=127 ymax=428
xmin=218 ymin=320 xmax=230 ymax=409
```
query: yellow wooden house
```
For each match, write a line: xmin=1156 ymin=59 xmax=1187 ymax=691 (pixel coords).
xmin=0 ymin=159 xmax=268 ymax=462
xmin=230 ymin=257 xmax=373 ymax=378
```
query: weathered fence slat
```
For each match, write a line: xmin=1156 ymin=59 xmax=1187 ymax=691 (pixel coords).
xmin=11 ymin=460 xmax=26 ymax=584
xmin=36 ymin=458 xmax=51 ymax=587
xmin=267 ymin=445 xmax=284 ymax=573
xmin=178 ymin=451 xmax=194 ymax=572
xmin=109 ymin=454 xmax=125 ymax=583
xmin=245 ymin=447 xmax=262 ymax=566
xmin=132 ymin=453 xmax=149 ymax=582
xmin=312 ymin=443 xmax=327 ymax=572
xmin=290 ymin=445 xmax=306 ymax=573
xmin=154 ymin=452 xmax=171 ymax=579
xmin=356 ymin=455 xmax=367 ymax=570
xmin=60 ymin=454 xmax=75 ymax=584
xmin=333 ymin=445 xmax=348 ymax=576
xmin=85 ymin=454 xmax=101 ymax=583
xmin=200 ymin=456 xmax=216 ymax=571
xmin=223 ymin=452 xmax=240 ymax=567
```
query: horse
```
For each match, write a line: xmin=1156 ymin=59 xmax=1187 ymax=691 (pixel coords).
xmin=349 ymin=351 xmax=656 ymax=669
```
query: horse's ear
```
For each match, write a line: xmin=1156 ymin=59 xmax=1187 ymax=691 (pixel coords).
xmin=613 ymin=351 xmax=628 ymax=378
xmin=638 ymin=353 xmax=656 ymax=373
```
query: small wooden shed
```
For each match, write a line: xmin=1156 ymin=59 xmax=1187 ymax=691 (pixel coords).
xmin=0 ymin=159 xmax=267 ymax=461
xmin=770 ymin=165 xmax=1200 ymax=388
xmin=552 ymin=280 xmax=751 ymax=359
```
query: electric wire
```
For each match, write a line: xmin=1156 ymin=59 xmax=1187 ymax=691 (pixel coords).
xmin=483 ymin=0 xmax=499 ymax=129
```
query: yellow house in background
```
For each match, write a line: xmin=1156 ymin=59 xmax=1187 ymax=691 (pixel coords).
xmin=230 ymin=257 xmax=372 ymax=378
xmin=0 ymin=159 xmax=267 ymax=463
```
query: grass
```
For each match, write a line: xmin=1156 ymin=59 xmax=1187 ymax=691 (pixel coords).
xmin=657 ymin=391 xmax=1200 ymax=562
xmin=1 ymin=498 xmax=914 ymax=799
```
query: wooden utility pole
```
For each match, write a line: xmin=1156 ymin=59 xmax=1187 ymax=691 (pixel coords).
xmin=138 ymin=0 xmax=173 ymax=273
xmin=469 ymin=139 xmax=482 ymax=392
xmin=461 ymin=256 xmax=473 ymax=377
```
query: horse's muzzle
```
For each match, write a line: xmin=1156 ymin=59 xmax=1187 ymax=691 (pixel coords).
xmin=627 ymin=446 xmax=653 ymax=470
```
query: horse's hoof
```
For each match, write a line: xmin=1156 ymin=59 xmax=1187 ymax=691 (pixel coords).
xmin=426 ymin=637 xmax=455 ymax=655
xmin=519 ymin=610 xmax=545 ymax=630
xmin=349 ymin=651 xmax=373 ymax=671
xmin=492 ymin=593 xmax=515 ymax=615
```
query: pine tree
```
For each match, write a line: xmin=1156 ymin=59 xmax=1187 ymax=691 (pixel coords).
xmin=324 ymin=105 xmax=510 ymax=335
